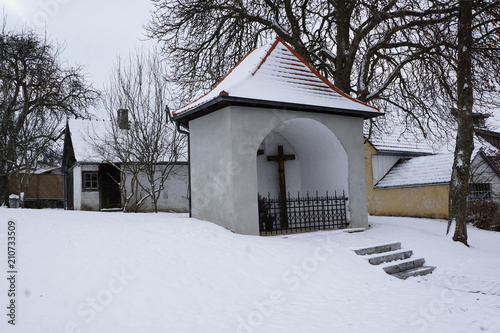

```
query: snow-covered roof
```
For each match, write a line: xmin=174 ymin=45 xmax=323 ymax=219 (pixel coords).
xmin=67 ymin=118 xmax=109 ymax=163
xmin=173 ymin=37 xmax=380 ymax=118
xmin=66 ymin=117 xmax=188 ymax=164
xmin=375 ymin=141 xmax=500 ymax=188
xmin=367 ymin=128 xmax=435 ymax=155
xmin=34 ymin=166 xmax=62 ymax=175
xmin=375 ymin=154 xmax=454 ymax=188
xmin=474 ymin=134 xmax=498 ymax=155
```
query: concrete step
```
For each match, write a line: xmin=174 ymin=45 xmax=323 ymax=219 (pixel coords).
xmin=354 ymin=242 xmax=436 ymax=280
xmin=392 ymin=266 xmax=436 ymax=280
xmin=353 ymin=242 xmax=401 ymax=256
xmin=367 ymin=250 xmax=413 ymax=265
xmin=382 ymin=258 xmax=426 ymax=275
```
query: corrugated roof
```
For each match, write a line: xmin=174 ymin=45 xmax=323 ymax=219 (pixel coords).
xmin=375 ymin=154 xmax=454 ymax=188
xmin=173 ymin=37 xmax=380 ymax=117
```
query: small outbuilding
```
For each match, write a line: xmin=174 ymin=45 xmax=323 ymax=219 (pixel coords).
xmin=8 ymin=167 xmax=64 ymax=208
xmin=62 ymin=118 xmax=189 ymax=212
xmin=365 ymin=125 xmax=500 ymax=222
xmin=173 ymin=37 xmax=381 ymax=235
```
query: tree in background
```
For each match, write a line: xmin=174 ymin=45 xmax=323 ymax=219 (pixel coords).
xmin=12 ymin=108 xmax=63 ymax=206
xmin=148 ymin=0 xmax=500 ymax=244
xmin=87 ymin=115 xmax=141 ymax=212
xmin=447 ymin=0 xmax=500 ymax=245
xmin=0 ymin=26 xmax=98 ymax=205
xmin=445 ymin=0 xmax=474 ymax=246
xmin=419 ymin=0 xmax=499 ymax=245
xmin=93 ymin=48 xmax=187 ymax=213
xmin=147 ymin=0 xmax=465 ymax=139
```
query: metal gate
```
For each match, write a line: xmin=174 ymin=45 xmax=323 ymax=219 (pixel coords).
xmin=258 ymin=191 xmax=348 ymax=235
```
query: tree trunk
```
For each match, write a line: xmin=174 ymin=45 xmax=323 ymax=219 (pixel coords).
xmin=448 ymin=0 xmax=474 ymax=246
xmin=0 ymin=136 xmax=16 ymax=206
xmin=332 ymin=2 xmax=355 ymax=95
xmin=0 ymin=174 xmax=9 ymax=206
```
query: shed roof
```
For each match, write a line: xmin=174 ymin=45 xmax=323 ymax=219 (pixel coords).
xmin=375 ymin=154 xmax=454 ymax=188
xmin=366 ymin=128 xmax=435 ymax=155
xmin=173 ymin=37 xmax=381 ymax=120
xmin=374 ymin=134 xmax=500 ymax=189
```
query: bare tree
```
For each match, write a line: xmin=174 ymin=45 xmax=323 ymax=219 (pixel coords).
xmin=87 ymin=117 xmax=141 ymax=212
xmin=148 ymin=0 xmax=466 ymax=139
xmin=95 ymin=48 xmax=187 ymax=213
xmin=12 ymin=109 xmax=63 ymax=207
xmin=0 ymin=27 xmax=98 ymax=205
xmin=429 ymin=0 xmax=500 ymax=245
xmin=446 ymin=0 xmax=474 ymax=246
xmin=148 ymin=0 xmax=500 ymax=243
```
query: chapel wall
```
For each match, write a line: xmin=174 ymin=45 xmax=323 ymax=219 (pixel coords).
xmin=188 ymin=105 xmax=370 ymax=234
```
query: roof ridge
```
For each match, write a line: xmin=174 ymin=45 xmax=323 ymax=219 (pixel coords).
xmin=172 ymin=44 xmax=269 ymax=116
xmin=173 ymin=37 xmax=381 ymax=118
xmin=251 ymin=38 xmax=280 ymax=76
xmin=274 ymin=37 xmax=378 ymax=112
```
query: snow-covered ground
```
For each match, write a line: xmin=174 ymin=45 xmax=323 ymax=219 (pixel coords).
xmin=0 ymin=208 xmax=499 ymax=333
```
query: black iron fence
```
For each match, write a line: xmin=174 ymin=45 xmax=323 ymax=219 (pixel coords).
xmin=258 ymin=191 xmax=348 ymax=235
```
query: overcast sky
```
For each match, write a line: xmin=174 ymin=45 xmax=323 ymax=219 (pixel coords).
xmin=2 ymin=1 xmax=500 ymax=127
xmin=1 ymin=0 xmax=154 ymax=92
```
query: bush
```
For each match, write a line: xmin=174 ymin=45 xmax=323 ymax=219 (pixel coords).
xmin=258 ymin=196 xmax=275 ymax=231
xmin=466 ymin=200 xmax=499 ymax=230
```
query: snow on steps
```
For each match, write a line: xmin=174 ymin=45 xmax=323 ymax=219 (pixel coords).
xmin=366 ymin=249 xmax=413 ymax=265
xmin=353 ymin=242 xmax=401 ymax=255
xmin=354 ymin=242 xmax=435 ymax=280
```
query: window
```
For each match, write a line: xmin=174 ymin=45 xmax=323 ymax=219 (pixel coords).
xmin=83 ymin=172 xmax=98 ymax=190
xmin=468 ymin=183 xmax=492 ymax=200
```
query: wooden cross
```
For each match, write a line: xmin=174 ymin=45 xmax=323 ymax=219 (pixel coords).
xmin=267 ymin=145 xmax=295 ymax=228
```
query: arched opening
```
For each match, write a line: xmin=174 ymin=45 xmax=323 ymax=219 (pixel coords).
xmin=257 ymin=118 xmax=349 ymax=234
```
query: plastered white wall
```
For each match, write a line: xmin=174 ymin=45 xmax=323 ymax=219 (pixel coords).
xmin=72 ymin=163 xmax=189 ymax=212
xmin=77 ymin=164 xmax=99 ymax=210
xmin=73 ymin=165 xmax=82 ymax=210
xmin=127 ymin=164 xmax=189 ymax=212
xmin=257 ymin=133 xmax=300 ymax=197
xmin=189 ymin=105 xmax=368 ymax=235
xmin=257 ymin=118 xmax=348 ymax=198
xmin=372 ymin=154 xmax=401 ymax=185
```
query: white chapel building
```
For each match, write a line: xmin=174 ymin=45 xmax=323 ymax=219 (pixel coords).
xmin=172 ymin=37 xmax=382 ymax=235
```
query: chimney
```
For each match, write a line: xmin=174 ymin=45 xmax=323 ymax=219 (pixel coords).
xmin=117 ymin=109 xmax=129 ymax=129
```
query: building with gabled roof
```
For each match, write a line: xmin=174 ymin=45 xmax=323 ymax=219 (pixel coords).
xmin=173 ymin=37 xmax=382 ymax=235
xmin=375 ymin=154 xmax=454 ymax=189
xmin=365 ymin=125 xmax=500 ymax=219
xmin=62 ymin=117 xmax=189 ymax=212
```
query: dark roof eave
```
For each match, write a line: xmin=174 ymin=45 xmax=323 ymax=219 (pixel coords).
xmin=374 ymin=181 xmax=450 ymax=189
xmin=75 ymin=161 xmax=189 ymax=166
xmin=375 ymin=150 xmax=434 ymax=157
xmin=172 ymin=96 xmax=383 ymax=123
xmin=478 ymin=150 xmax=500 ymax=178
